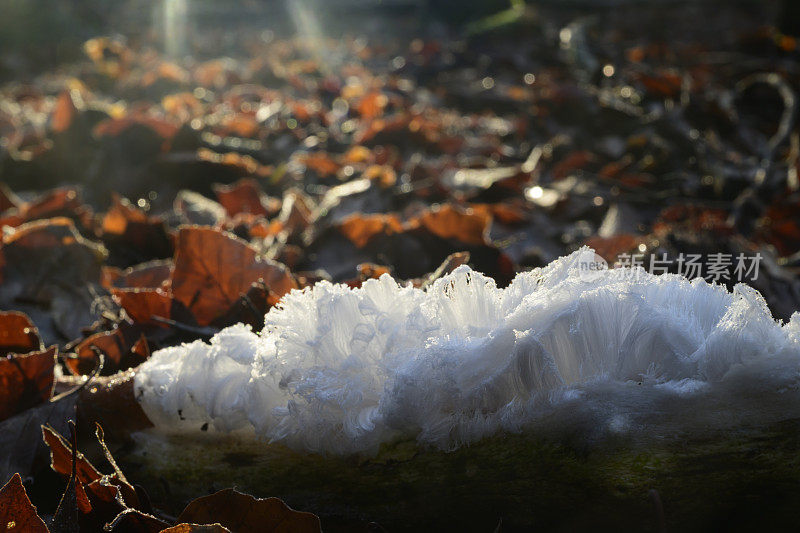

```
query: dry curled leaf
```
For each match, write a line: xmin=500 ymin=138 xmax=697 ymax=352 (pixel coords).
xmin=43 ymin=422 xmax=141 ymax=523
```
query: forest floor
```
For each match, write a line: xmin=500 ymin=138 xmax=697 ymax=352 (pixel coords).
xmin=0 ymin=1 xmax=799 ymax=531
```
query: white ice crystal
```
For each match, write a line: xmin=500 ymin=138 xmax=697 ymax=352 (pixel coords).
xmin=134 ymin=248 xmax=800 ymax=454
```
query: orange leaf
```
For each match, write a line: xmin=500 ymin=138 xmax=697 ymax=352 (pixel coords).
xmin=417 ymin=204 xmax=490 ymax=246
xmin=339 ymin=214 xmax=404 ymax=248
xmin=52 ymin=90 xmax=78 ymax=133
xmin=300 ymin=152 xmax=340 ymax=177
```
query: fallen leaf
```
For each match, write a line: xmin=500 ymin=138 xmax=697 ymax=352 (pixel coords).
xmin=111 ymin=260 xmax=173 ymax=290
xmin=339 ymin=214 xmax=404 ymax=248
xmin=0 ymin=346 xmax=55 ymax=422
xmin=43 ymin=422 xmax=141 ymax=518
xmin=67 ymin=326 xmax=148 ymax=376
xmin=101 ymin=196 xmax=173 ymax=264
xmin=299 ymin=152 xmax=340 ymax=177
xmin=0 ymin=473 xmax=49 ymax=533
xmin=105 ymin=509 xmax=169 ymax=533
xmin=177 ymin=488 xmax=321 ymax=533
xmin=111 ymin=288 xmax=173 ymax=324
xmin=0 ymin=188 xmax=92 ymax=230
xmin=161 ymin=525 xmax=231 ymax=533
xmin=52 ymin=423 xmax=92 ymax=533
xmin=93 ymin=116 xmax=179 ymax=143
xmin=417 ymin=204 xmax=491 ymax=246
xmin=0 ymin=311 xmax=43 ymax=356
xmin=213 ymin=179 xmax=272 ymax=218
xmin=0 ymin=218 xmax=107 ymax=342
xmin=171 ymin=227 xmax=296 ymax=325
xmin=52 ymin=90 xmax=78 ymax=133
xmin=76 ymin=371 xmax=154 ymax=441
xmin=0 ymin=394 xmax=77 ymax=483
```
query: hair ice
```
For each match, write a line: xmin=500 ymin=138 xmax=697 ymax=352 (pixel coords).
xmin=134 ymin=248 xmax=800 ymax=454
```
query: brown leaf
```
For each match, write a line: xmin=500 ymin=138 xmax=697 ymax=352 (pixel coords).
xmin=419 ymin=251 xmax=471 ymax=289
xmin=101 ymin=196 xmax=173 ymax=261
xmin=0 ymin=473 xmax=49 ymax=533
xmin=636 ymin=70 xmax=683 ymax=98
xmin=67 ymin=326 xmax=148 ymax=376
xmin=43 ymin=422 xmax=141 ymax=515
xmin=42 ymin=425 xmax=104 ymax=484
xmin=0 ymin=311 xmax=43 ymax=356
xmin=551 ymin=150 xmax=595 ymax=181
xmin=0 ymin=217 xmax=106 ymax=341
xmin=363 ymin=164 xmax=397 ymax=188
xmin=0 ymin=188 xmax=92 ymax=230
xmin=0 ymin=346 xmax=55 ymax=421
xmin=161 ymin=525 xmax=231 ymax=533
xmin=105 ymin=509 xmax=169 ymax=533
xmin=111 ymin=288 xmax=176 ymax=326
xmin=274 ymin=191 xmax=313 ymax=239
xmin=213 ymin=179 xmax=272 ymax=218
xmin=171 ymin=227 xmax=296 ymax=326
xmin=77 ymin=371 xmax=154 ymax=441
xmin=584 ymin=234 xmax=642 ymax=263
xmin=111 ymin=260 xmax=173 ymax=290
xmin=93 ymin=116 xmax=179 ymax=142
xmin=52 ymin=423 xmax=92 ymax=533
xmin=0 ymin=394 xmax=77 ymax=483
xmin=177 ymin=488 xmax=321 ymax=533
xmin=101 ymin=266 xmax=123 ymax=289
xmin=211 ymin=281 xmax=274 ymax=330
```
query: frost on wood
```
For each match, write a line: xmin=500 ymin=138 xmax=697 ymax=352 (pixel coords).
xmin=134 ymin=248 xmax=800 ymax=455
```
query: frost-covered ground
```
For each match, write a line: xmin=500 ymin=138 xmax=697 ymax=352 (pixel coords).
xmin=135 ymin=248 xmax=800 ymax=455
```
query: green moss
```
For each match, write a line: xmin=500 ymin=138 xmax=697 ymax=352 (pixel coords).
xmin=122 ymin=421 xmax=800 ymax=532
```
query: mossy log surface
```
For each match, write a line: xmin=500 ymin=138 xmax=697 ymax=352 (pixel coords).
xmin=119 ymin=419 xmax=800 ymax=532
